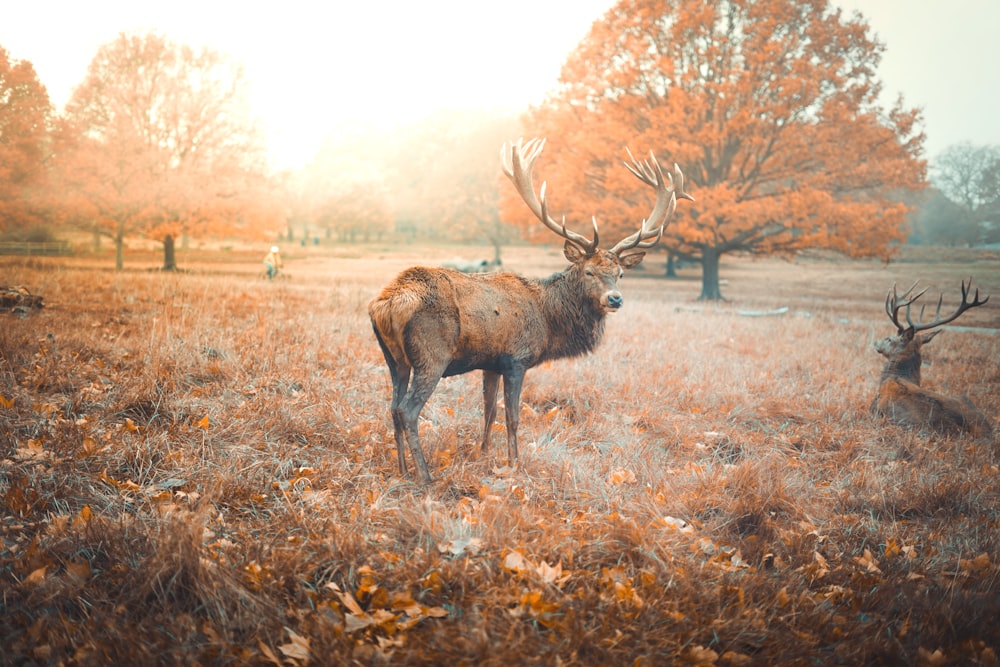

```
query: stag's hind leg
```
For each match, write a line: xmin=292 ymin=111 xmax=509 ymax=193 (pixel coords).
xmin=398 ymin=365 xmax=446 ymax=484
xmin=373 ymin=327 xmax=412 ymax=477
xmin=481 ymin=371 xmax=501 ymax=453
xmin=388 ymin=361 xmax=411 ymax=477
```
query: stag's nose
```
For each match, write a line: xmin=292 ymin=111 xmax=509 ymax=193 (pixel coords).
xmin=607 ymin=293 xmax=623 ymax=310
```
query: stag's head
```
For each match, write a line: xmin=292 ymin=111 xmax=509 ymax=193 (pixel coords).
xmin=501 ymin=138 xmax=693 ymax=314
xmin=561 ymin=244 xmax=642 ymax=313
xmin=875 ymin=279 xmax=990 ymax=382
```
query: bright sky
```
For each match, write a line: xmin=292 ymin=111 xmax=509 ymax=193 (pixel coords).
xmin=4 ymin=1 xmax=999 ymax=170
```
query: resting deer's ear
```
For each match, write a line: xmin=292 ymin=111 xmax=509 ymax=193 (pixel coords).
xmin=919 ymin=329 xmax=943 ymax=346
xmin=563 ymin=241 xmax=587 ymax=263
xmin=618 ymin=251 xmax=646 ymax=269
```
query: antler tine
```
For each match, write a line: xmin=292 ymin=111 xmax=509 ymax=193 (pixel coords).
xmin=885 ymin=281 xmax=926 ymax=332
xmin=538 ymin=182 xmax=599 ymax=249
xmin=909 ymin=278 xmax=990 ymax=333
xmin=501 ymin=138 xmax=598 ymax=254
xmin=612 ymin=148 xmax=692 ymax=256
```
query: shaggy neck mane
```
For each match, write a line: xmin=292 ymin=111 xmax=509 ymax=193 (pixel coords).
xmin=882 ymin=349 xmax=922 ymax=385
xmin=537 ymin=270 xmax=606 ymax=361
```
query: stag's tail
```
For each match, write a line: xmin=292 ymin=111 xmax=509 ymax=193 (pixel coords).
xmin=368 ymin=273 xmax=430 ymax=367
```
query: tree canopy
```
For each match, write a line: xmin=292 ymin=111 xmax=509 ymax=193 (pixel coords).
xmin=503 ymin=0 xmax=926 ymax=299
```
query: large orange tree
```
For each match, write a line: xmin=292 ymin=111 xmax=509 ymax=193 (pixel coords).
xmin=57 ymin=32 xmax=276 ymax=269
xmin=503 ymin=0 xmax=926 ymax=299
xmin=0 ymin=45 xmax=52 ymax=235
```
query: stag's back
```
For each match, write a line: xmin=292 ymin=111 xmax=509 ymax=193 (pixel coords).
xmin=874 ymin=376 xmax=994 ymax=439
xmin=369 ymin=267 xmax=557 ymax=374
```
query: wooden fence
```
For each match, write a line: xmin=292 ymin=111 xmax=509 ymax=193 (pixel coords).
xmin=0 ymin=241 xmax=73 ymax=256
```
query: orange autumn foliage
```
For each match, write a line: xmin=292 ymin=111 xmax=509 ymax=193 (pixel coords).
xmin=504 ymin=0 xmax=927 ymax=299
xmin=0 ymin=45 xmax=52 ymax=234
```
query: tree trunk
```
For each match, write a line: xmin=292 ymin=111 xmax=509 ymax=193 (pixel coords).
xmin=92 ymin=225 xmax=101 ymax=252
xmin=162 ymin=234 xmax=177 ymax=271
xmin=491 ymin=241 xmax=503 ymax=269
xmin=698 ymin=247 xmax=724 ymax=300
xmin=114 ymin=235 xmax=124 ymax=271
xmin=664 ymin=252 xmax=677 ymax=278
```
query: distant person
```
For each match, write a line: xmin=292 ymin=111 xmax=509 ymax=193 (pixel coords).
xmin=263 ymin=245 xmax=282 ymax=280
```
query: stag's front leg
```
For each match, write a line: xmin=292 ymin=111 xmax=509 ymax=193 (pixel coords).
xmin=481 ymin=371 xmax=500 ymax=453
xmin=501 ymin=370 xmax=525 ymax=465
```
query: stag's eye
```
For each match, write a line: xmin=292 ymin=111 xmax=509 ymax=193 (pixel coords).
xmin=584 ymin=268 xmax=594 ymax=277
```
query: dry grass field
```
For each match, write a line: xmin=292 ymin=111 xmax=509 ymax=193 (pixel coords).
xmin=1 ymin=244 xmax=999 ymax=665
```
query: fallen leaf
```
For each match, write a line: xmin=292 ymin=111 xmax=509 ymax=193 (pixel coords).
xmin=258 ymin=640 xmax=283 ymax=666
xmin=24 ymin=566 xmax=47 ymax=585
xmin=916 ymin=647 xmax=947 ymax=666
xmin=855 ymin=548 xmax=882 ymax=574
xmin=279 ymin=627 xmax=310 ymax=663
xmin=686 ymin=644 xmax=718 ymax=664
xmin=608 ymin=468 xmax=637 ymax=485
xmin=504 ymin=550 xmax=530 ymax=574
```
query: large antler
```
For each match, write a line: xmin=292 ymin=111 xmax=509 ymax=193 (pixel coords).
xmin=610 ymin=148 xmax=695 ymax=256
xmin=501 ymin=138 xmax=599 ymax=254
xmin=885 ymin=279 xmax=990 ymax=333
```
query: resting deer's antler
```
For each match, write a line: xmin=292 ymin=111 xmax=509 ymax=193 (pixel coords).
xmin=611 ymin=148 xmax=694 ymax=256
xmin=885 ymin=279 xmax=990 ymax=333
xmin=501 ymin=138 xmax=599 ymax=254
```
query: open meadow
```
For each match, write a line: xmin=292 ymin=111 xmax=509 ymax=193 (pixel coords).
xmin=1 ymin=245 xmax=999 ymax=665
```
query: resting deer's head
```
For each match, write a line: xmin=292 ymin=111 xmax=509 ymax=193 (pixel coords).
xmin=875 ymin=280 xmax=989 ymax=384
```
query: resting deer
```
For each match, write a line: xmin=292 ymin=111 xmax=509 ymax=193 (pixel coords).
xmin=369 ymin=138 xmax=693 ymax=483
xmin=871 ymin=279 xmax=993 ymax=438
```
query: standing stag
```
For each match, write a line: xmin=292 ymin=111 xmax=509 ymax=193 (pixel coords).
xmin=369 ymin=138 xmax=693 ymax=483
xmin=871 ymin=279 xmax=993 ymax=438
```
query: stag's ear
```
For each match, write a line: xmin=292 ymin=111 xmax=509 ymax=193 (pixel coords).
xmin=618 ymin=251 xmax=646 ymax=269
xmin=919 ymin=329 xmax=943 ymax=346
xmin=563 ymin=241 xmax=587 ymax=264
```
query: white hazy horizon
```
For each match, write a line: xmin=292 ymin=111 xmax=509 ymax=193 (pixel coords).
xmin=4 ymin=0 xmax=999 ymax=170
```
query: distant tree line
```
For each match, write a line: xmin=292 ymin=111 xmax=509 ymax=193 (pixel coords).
xmin=1 ymin=4 xmax=996 ymax=284
xmin=0 ymin=34 xmax=523 ymax=270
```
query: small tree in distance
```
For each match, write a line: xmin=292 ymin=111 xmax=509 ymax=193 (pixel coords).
xmin=505 ymin=0 xmax=926 ymax=299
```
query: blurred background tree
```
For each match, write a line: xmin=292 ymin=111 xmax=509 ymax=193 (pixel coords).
xmin=0 ymin=45 xmax=52 ymax=237
xmin=505 ymin=0 xmax=927 ymax=299
xmin=300 ymin=110 xmax=520 ymax=260
xmin=923 ymin=142 xmax=1000 ymax=246
xmin=53 ymin=31 xmax=279 ymax=270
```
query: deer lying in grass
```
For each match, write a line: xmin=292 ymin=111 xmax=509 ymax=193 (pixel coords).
xmin=871 ymin=279 xmax=993 ymax=438
xmin=369 ymin=138 xmax=693 ymax=483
